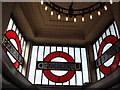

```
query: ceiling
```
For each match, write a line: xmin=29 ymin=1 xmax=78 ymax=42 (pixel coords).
xmin=12 ymin=2 xmax=114 ymax=46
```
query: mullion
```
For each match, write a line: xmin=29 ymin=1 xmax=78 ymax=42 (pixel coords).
xmin=95 ymin=43 xmax=101 ymax=79
xmin=11 ymin=22 xmax=14 ymax=30
xmin=79 ymin=48 xmax=84 ymax=85
xmin=62 ymin=46 xmax=63 ymax=85
xmin=34 ymin=46 xmax=39 ymax=84
xmin=68 ymin=47 xmax=70 ymax=86
xmin=41 ymin=46 xmax=45 ymax=85
xmin=55 ymin=46 xmax=57 ymax=86
xmin=74 ymin=47 xmax=77 ymax=86
xmin=48 ymin=46 xmax=51 ymax=85
xmin=113 ymin=23 xmax=119 ymax=38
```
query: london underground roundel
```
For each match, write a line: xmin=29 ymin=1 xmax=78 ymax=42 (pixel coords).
xmin=43 ymin=52 xmax=75 ymax=83
xmin=5 ymin=30 xmax=22 ymax=68
xmin=98 ymin=35 xmax=120 ymax=74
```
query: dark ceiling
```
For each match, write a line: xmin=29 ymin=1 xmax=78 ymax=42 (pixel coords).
xmin=12 ymin=2 xmax=113 ymax=46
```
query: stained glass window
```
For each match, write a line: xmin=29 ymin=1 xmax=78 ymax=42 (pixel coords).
xmin=93 ymin=21 xmax=120 ymax=80
xmin=3 ymin=18 xmax=27 ymax=73
xmin=28 ymin=46 xmax=89 ymax=86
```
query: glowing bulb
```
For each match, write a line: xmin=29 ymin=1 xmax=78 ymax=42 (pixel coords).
xmin=51 ymin=10 xmax=54 ymax=15
xmin=41 ymin=0 xmax=44 ymax=5
xmin=74 ymin=17 xmax=76 ymax=22
xmin=110 ymin=0 xmax=113 ymax=4
xmin=90 ymin=14 xmax=93 ymax=19
xmin=66 ymin=16 xmax=68 ymax=21
xmin=104 ymin=5 xmax=107 ymax=10
xmin=58 ymin=14 xmax=61 ymax=19
xmin=45 ymin=6 xmax=48 ymax=10
xmin=97 ymin=10 xmax=101 ymax=16
xmin=82 ymin=16 xmax=85 ymax=21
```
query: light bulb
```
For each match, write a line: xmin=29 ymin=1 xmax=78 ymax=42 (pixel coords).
xmin=45 ymin=6 xmax=48 ymax=10
xmin=110 ymin=0 xmax=113 ymax=4
xmin=90 ymin=14 xmax=93 ymax=19
xmin=51 ymin=10 xmax=54 ymax=15
xmin=74 ymin=17 xmax=76 ymax=22
xmin=58 ymin=14 xmax=61 ymax=19
xmin=97 ymin=10 xmax=101 ymax=16
xmin=66 ymin=16 xmax=68 ymax=21
xmin=82 ymin=16 xmax=85 ymax=21
xmin=104 ymin=5 xmax=107 ymax=10
xmin=41 ymin=0 xmax=44 ymax=5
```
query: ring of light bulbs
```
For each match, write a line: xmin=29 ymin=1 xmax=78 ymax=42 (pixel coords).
xmin=41 ymin=0 xmax=113 ymax=22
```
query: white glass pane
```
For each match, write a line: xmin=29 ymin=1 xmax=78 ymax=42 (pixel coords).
xmin=63 ymin=47 xmax=68 ymax=53
xmin=110 ymin=24 xmax=116 ymax=37
xmin=100 ymin=71 xmax=104 ymax=78
xmin=96 ymin=68 xmax=100 ymax=80
xmin=114 ymin=21 xmax=120 ymax=38
xmin=42 ymin=73 xmax=48 ymax=85
xmin=44 ymin=46 xmax=50 ymax=58
xmin=19 ymin=33 xmax=22 ymax=41
xmin=81 ymin=48 xmax=89 ymax=83
xmin=76 ymin=71 xmax=83 ymax=86
xmin=7 ymin=18 xmax=13 ymax=31
xmin=119 ymin=61 xmax=120 ymax=66
xmin=93 ymin=44 xmax=97 ymax=60
xmin=57 ymin=46 xmax=62 ymax=51
xmin=49 ymin=80 xmax=55 ymax=85
xmin=70 ymin=74 xmax=76 ymax=85
xmin=12 ymin=24 xmax=16 ymax=31
xmin=63 ymin=81 xmax=69 ymax=85
xmin=37 ymin=46 xmax=44 ymax=61
xmin=16 ymin=29 xmax=19 ymax=35
xmin=96 ymin=41 xmax=99 ymax=53
xmin=75 ymin=48 xmax=81 ymax=63
xmin=106 ymin=28 xmax=110 ymax=36
xmin=56 ymin=83 xmax=62 ymax=85
xmin=102 ymin=33 xmax=106 ymax=40
xmin=35 ymin=70 xmax=42 ymax=84
xmin=19 ymin=65 xmax=22 ymax=73
xmin=21 ymin=37 xmax=24 ymax=49
xmin=99 ymin=37 xmax=102 ymax=45
xmin=104 ymin=56 xmax=115 ymax=67
xmin=51 ymin=46 xmax=56 ymax=53
xmin=102 ymin=43 xmax=112 ymax=54
xmin=22 ymin=41 xmax=26 ymax=57
xmin=10 ymin=39 xmax=18 ymax=50
xmin=7 ymin=51 xmax=16 ymax=63
xmin=28 ymin=46 xmax=38 ymax=84
xmin=69 ymin=47 xmax=74 ymax=60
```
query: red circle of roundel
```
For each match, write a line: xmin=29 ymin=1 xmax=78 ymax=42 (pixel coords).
xmin=5 ymin=30 xmax=22 ymax=68
xmin=98 ymin=35 xmax=120 ymax=74
xmin=43 ymin=52 xmax=75 ymax=83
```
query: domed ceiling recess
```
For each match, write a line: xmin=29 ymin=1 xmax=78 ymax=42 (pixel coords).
xmin=12 ymin=0 xmax=114 ymax=46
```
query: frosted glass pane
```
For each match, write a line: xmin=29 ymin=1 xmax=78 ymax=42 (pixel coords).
xmin=21 ymin=37 xmax=24 ymax=49
xmin=102 ymin=33 xmax=106 ymax=40
xmin=96 ymin=41 xmax=99 ymax=53
xmin=100 ymin=71 xmax=104 ymax=78
xmin=63 ymin=81 xmax=69 ymax=85
xmin=22 ymin=41 xmax=26 ymax=57
xmin=51 ymin=46 xmax=56 ymax=52
xmin=28 ymin=46 xmax=38 ymax=84
xmin=99 ymin=37 xmax=102 ymax=44
xmin=7 ymin=51 xmax=16 ymax=63
xmin=114 ymin=21 xmax=120 ymax=38
xmin=70 ymin=74 xmax=76 ymax=85
xmin=93 ymin=44 xmax=97 ymax=60
xmin=76 ymin=71 xmax=82 ymax=86
xmin=12 ymin=24 xmax=16 ymax=31
xmin=10 ymin=39 xmax=18 ymax=50
xmin=37 ymin=46 xmax=44 ymax=61
xmin=19 ymin=65 xmax=22 ymax=73
xmin=56 ymin=83 xmax=62 ymax=85
xmin=110 ymin=24 xmax=116 ymax=37
xmin=42 ymin=73 xmax=48 ymax=85
xmin=96 ymin=68 xmax=100 ymax=80
xmin=49 ymin=80 xmax=55 ymax=85
xmin=7 ymin=18 xmax=13 ymax=31
xmin=19 ymin=33 xmax=22 ymax=41
xmin=35 ymin=70 xmax=42 ymax=84
xmin=16 ymin=29 xmax=19 ymax=35
xmin=44 ymin=46 xmax=50 ymax=58
xmin=57 ymin=46 xmax=62 ymax=51
xmin=106 ymin=28 xmax=110 ymax=36
xmin=81 ymin=48 xmax=89 ymax=83
xmin=75 ymin=48 xmax=81 ymax=63
xmin=63 ymin=47 xmax=68 ymax=53
xmin=69 ymin=47 xmax=74 ymax=60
